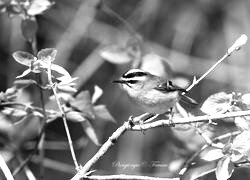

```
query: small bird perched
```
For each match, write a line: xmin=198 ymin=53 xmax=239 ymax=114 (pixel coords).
xmin=113 ymin=69 xmax=197 ymax=115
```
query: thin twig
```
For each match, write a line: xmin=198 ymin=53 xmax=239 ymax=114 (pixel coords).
xmin=185 ymin=34 xmax=247 ymax=92
xmin=47 ymin=61 xmax=79 ymax=170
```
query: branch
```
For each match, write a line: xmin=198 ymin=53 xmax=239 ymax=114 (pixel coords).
xmin=72 ymin=109 xmax=250 ymax=179
xmin=130 ymin=110 xmax=250 ymax=131
xmin=81 ymin=174 xmax=179 ymax=180
xmin=72 ymin=121 xmax=131 ymax=180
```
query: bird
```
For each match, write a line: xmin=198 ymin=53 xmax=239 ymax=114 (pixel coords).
xmin=113 ymin=69 xmax=197 ymax=115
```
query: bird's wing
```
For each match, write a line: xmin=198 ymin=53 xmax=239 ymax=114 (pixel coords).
xmin=154 ymin=80 xmax=187 ymax=93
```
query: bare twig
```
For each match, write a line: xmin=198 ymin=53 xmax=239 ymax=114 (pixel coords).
xmin=0 ymin=153 xmax=14 ymax=180
xmin=185 ymin=34 xmax=247 ymax=92
xmin=47 ymin=61 xmax=79 ymax=170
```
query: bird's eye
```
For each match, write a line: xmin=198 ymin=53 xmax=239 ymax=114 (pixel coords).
xmin=122 ymin=71 xmax=147 ymax=78
xmin=127 ymin=80 xmax=138 ymax=84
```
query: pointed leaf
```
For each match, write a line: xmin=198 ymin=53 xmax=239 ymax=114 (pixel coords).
xmin=50 ymin=64 xmax=71 ymax=79
xmin=57 ymin=77 xmax=78 ymax=85
xmin=201 ymin=92 xmax=232 ymax=115
xmin=21 ymin=18 xmax=38 ymax=42
xmin=201 ymin=149 xmax=224 ymax=161
xmin=231 ymin=131 xmax=250 ymax=159
xmin=81 ymin=120 xmax=100 ymax=145
xmin=27 ymin=0 xmax=54 ymax=16
xmin=216 ymin=156 xmax=234 ymax=180
xmin=16 ymin=69 xmax=32 ymax=78
xmin=57 ymin=85 xmax=77 ymax=94
xmin=92 ymin=85 xmax=103 ymax=104
xmin=93 ymin=105 xmax=115 ymax=123
xmin=66 ymin=111 xmax=86 ymax=122
xmin=37 ymin=48 xmax=57 ymax=62
xmin=70 ymin=91 xmax=95 ymax=119
xmin=12 ymin=51 xmax=35 ymax=66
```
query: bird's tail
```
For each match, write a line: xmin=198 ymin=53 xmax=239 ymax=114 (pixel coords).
xmin=180 ymin=94 xmax=198 ymax=105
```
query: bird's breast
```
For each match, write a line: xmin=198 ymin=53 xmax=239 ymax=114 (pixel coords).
xmin=127 ymin=89 xmax=179 ymax=114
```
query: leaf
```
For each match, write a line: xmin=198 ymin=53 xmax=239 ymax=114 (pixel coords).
xmin=57 ymin=85 xmax=77 ymax=94
xmin=215 ymin=156 xmax=234 ymax=180
xmin=70 ymin=91 xmax=95 ymax=119
xmin=2 ymin=107 xmax=27 ymax=118
xmin=27 ymin=0 xmax=54 ymax=16
xmin=230 ymin=149 xmax=245 ymax=163
xmin=100 ymin=45 xmax=132 ymax=64
xmin=201 ymin=148 xmax=224 ymax=161
xmin=12 ymin=51 xmax=35 ymax=66
xmin=81 ymin=120 xmax=100 ymax=145
xmin=234 ymin=117 xmax=250 ymax=131
xmin=57 ymin=77 xmax=78 ymax=85
xmin=66 ymin=111 xmax=86 ymax=122
xmin=242 ymin=93 xmax=250 ymax=108
xmin=201 ymin=92 xmax=232 ymax=115
xmin=92 ymin=85 xmax=103 ymax=104
xmin=93 ymin=105 xmax=115 ymax=123
xmin=14 ymin=79 xmax=37 ymax=89
xmin=49 ymin=92 xmax=73 ymax=103
xmin=16 ymin=69 xmax=32 ymax=78
xmin=231 ymin=131 xmax=250 ymax=160
xmin=21 ymin=18 xmax=38 ymax=42
xmin=50 ymin=64 xmax=71 ymax=79
xmin=37 ymin=48 xmax=57 ymax=62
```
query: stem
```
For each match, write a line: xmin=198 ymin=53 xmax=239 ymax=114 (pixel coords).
xmin=47 ymin=61 xmax=79 ymax=170
xmin=12 ymin=35 xmax=48 ymax=177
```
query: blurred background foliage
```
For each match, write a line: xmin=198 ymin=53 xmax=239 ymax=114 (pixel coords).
xmin=0 ymin=0 xmax=250 ymax=179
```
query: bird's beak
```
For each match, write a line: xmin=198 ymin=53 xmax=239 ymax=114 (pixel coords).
xmin=112 ymin=79 xmax=126 ymax=84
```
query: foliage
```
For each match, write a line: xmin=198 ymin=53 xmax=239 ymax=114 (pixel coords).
xmin=0 ymin=0 xmax=250 ymax=180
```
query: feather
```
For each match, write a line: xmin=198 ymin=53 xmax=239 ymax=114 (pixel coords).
xmin=180 ymin=94 xmax=198 ymax=105
xmin=154 ymin=81 xmax=187 ymax=93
